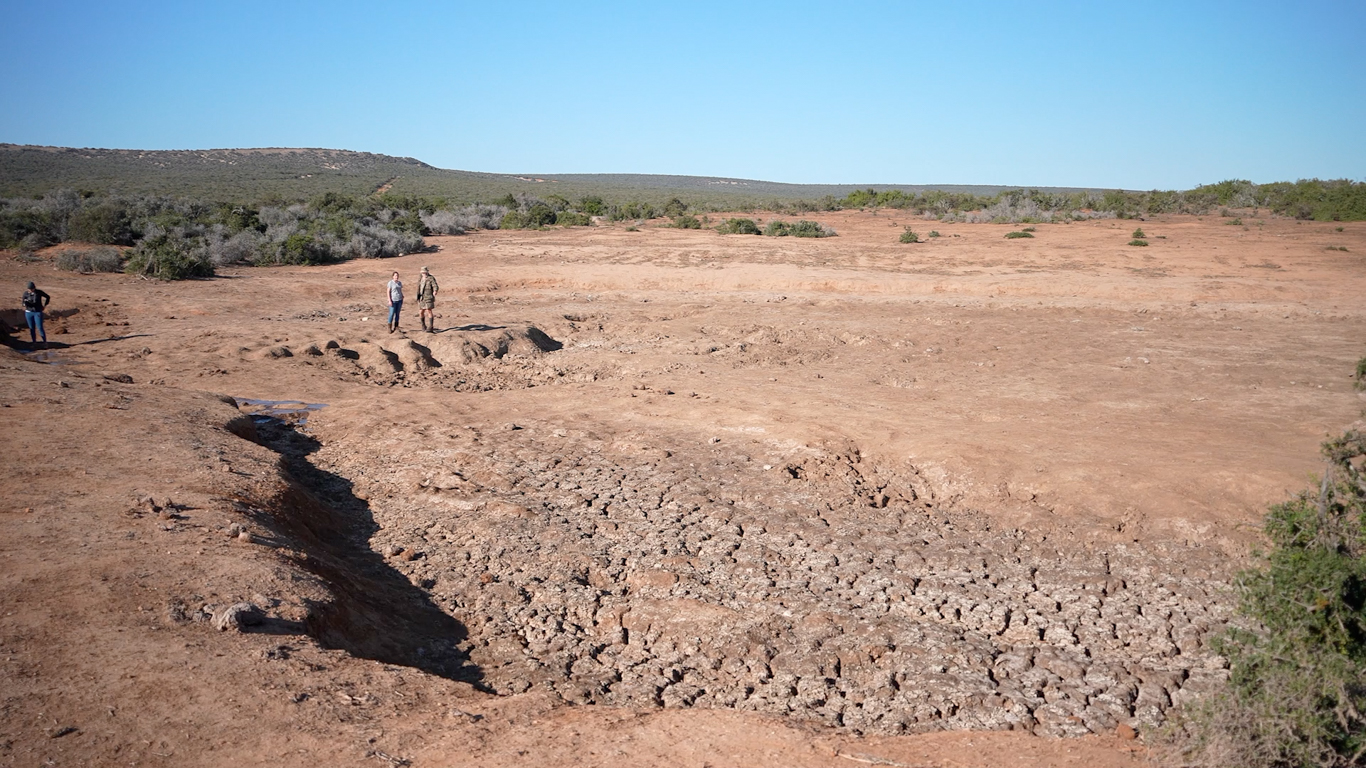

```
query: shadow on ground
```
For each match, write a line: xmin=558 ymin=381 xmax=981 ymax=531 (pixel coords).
xmin=250 ymin=417 xmax=483 ymax=688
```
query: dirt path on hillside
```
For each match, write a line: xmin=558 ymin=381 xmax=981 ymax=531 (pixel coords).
xmin=2 ymin=212 xmax=1363 ymax=766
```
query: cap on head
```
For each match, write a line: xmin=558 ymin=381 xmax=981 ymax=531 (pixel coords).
xmin=27 ymin=282 xmax=35 ymax=290
xmin=420 ymin=266 xmax=429 ymax=273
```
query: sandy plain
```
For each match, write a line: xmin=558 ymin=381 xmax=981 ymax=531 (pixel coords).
xmin=1 ymin=211 xmax=1363 ymax=767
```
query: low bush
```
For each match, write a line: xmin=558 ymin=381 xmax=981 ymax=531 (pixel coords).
xmin=1022 ymin=226 xmax=1036 ymax=232
xmin=671 ymin=214 xmax=701 ymax=229
xmin=899 ymin=228 xmax=920 ymax=244
xmin=556 ymin=211 xmax=592 ymax=227
xmin=56 ymin=246 xmax=123 ymax=273
xmin=1004 ymin=231 xmax=1034 ymax=239
xmin=716 ymin=218 xmax=761 ymax=235
xmin=1227 ymin=217 xmax=1243 ymax=226
xmin=1132 ymin=228 xmax=1146 ymax=239
xmin=1129 ymin=239 xmax=1149 ymax=246
xmin=68 ymin=203 xmax=135 ymax=245
xmin=499 ymin=210 xmax=532 ymax=230
xmin=420 ymin=210 xmax=466 ymax=235
xmin=1356 ymin=357 xmax=1366 ymax=390
xmin=928 ymin=230 xmax=941 ymax=238
xmin=1162 ymin=431 xmax=1366 ymax=768
xmin=765 ymin=219 xmax=834 ymax=238
xmin=125 ymin=232 xmax=213 ymax=279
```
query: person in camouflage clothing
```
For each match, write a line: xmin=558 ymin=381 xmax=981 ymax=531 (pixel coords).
xmin=416 ymin=266 xmax=439 ymax=333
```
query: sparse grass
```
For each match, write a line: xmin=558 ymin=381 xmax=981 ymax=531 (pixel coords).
xmin=899 ymin=228 xmax=920 ymax=244
xmin=1003 ymin=231 xmax=1034 ymax=239
xmin=1327 ymin=245 xmax=1349 ymax=252
xmin=1227 ymin=217 xmax=1243 ymax=226
xmin=1357 ymin=357 xmax=1366 ymax=390
xmin=1159 ymin=431 xmax=1366 ymax=768
xmin=55 ymin=246 xmax=124 ymax=273
xmin=624 ymin=225 xmax=639 ymax=232
xmin=1337 ymin=226 xmax=1345 ymax=232
xmin=1132 ymin=228 xmax=1146 ymax=239
xmin=1022 ymin=226 xmax=1036 ymax=232
xmin=928 ymin=230 xmax=941 ymax=237
xmin=1128 ymin=239 xmax=1149 ymax=246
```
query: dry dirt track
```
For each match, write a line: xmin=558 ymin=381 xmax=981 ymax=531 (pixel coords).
xmin=1 ymin=211 xmax=1364 ymax=767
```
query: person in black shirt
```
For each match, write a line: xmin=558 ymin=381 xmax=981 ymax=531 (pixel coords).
xmin=21 ymin=281 xmax=51 ymax=346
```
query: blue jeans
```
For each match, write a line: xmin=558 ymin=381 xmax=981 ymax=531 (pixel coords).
xmin=388 ymin=300 xmax=402 ymax=325
xmin=25 ymin=310 xmax=45 ymax=342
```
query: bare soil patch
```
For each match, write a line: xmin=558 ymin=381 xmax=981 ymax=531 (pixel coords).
xmin=2 ymin=213 xmax=1363 ymax=766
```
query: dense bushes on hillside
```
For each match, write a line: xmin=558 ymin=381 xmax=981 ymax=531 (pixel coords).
xmin=835 ymin=179 xmax=1366 ymax=223
xmin=0 ymin=189 xmax=431 ymax=278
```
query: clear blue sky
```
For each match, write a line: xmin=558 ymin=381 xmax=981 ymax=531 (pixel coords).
xmin=2 ymin=0 xmax=1362 ymax=189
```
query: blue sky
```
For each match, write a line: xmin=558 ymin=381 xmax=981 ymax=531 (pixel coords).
xmin=1 ymin=0 xmax=1362 ymax=188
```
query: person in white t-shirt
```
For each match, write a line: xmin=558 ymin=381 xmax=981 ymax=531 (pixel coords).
xmin=386 ymin=271 xmax=404 ymax=333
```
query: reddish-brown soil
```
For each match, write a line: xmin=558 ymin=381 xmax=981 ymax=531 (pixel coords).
xmin=2 ymin=212 xmax=1363 ymax=767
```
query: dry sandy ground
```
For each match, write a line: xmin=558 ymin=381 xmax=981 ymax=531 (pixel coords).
xmin=1 ymin=211 xmax=1363 ymax=767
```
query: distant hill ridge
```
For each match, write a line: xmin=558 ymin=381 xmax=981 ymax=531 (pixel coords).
xmin=0 ymin=143 xmax=1101 ymax=204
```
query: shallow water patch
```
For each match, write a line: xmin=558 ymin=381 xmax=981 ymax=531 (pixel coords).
xmin=235 ymin=398 xmax=328 ymax=425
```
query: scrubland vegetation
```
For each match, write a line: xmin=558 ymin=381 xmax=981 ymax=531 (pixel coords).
xmin=1161 ymin=431 xmax=1366 ymax=768
xmin=4 ymin=146 xmax=1364 ymax=280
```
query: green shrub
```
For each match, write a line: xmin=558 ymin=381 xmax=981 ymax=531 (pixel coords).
xmin=1327 ymin=245 xmax=1349 ymax=252
xmin=125 ymin=232 xmax=213 ymax=279
xmin=274 ymin=233 xmax=334 ymax=265
xmin=1227 ymin=217 xmax=1243 ymax=226
xmin=578 ymin=196 xmax=605 ymax=216
xmin=1337 ymin=226 xmax=1345 ymax=232
xmin=1356 ymin=357 xmax=1366 ymax=390
xmin=1022 ymin=226 xmax=1036 ymax=232
xmin=1132 ymin=228 xmax=1146 ymax=239
xmin=526 ymin=202 xmax=556 ymax=227
xmin=663 ymin=197 xmax=688 ymax=217
xmin=928 ymin=230 xmax=941 ymax=238
xmin=765 ymin=219 xmax=833 ymax=237
xmin=499 ymin=210 xmax=531 ymax=230
xmin=671 ymin=214 xmax=701 ymax=229
xmin=555 ymin=211 xmax=592 ymax=227
xmin=1129 ymin=239 xmax=1149 ymax=246
xmin=1004 ymin=231 xmax=1034 ymax=239
xmin=716 ymin=218 xmax=761 ymax=235
xmin=68 ymin=203 xmax=135 ymax=245
xmin=56 ymin=246 xmax=123 ymax=273
xmin=899 ymin=228 xmax=920 ymax=244
xmin=1163 ymin=431 xmax=1366 ymax=768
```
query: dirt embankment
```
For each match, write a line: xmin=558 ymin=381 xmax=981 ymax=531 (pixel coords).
xmin=2 ymin=212 xmax=1364 ymax=766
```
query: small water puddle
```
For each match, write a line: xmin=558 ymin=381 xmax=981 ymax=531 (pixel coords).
xmin=19 ymin=349 xmax=79 ymax=365
xmin=235 ymin=398 xmax=328 ymax=425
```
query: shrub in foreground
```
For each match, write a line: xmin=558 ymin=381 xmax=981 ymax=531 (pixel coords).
xmin=671 ymin=214 xmax=701 ymax=229
xmin=125 ymin=232 xmax=214 ymax=279
xmin=716 ymin=218 xmax=761 ymax=235
xmin=765 ymin=219 xmax=834 ymax=238
xmin=1161 ymin=431 xmax=1366 ymax=768
xmin=1129 ymin=239 xmax=1149 ymax=247
xmin=899 ymin=228 xmax=920 ymax=243
xmin=1004 ymin=230 xmax=1034 ymax=239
